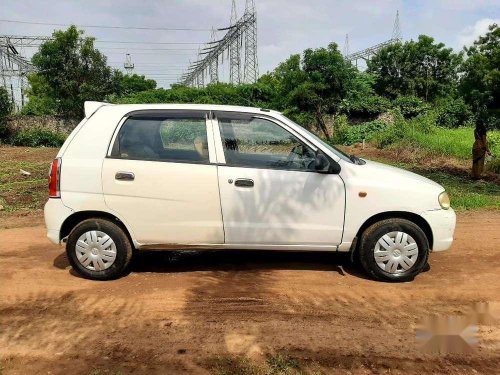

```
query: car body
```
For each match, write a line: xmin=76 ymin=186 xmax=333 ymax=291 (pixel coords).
xmin=44 ymin=102 xmax=456 ymax=281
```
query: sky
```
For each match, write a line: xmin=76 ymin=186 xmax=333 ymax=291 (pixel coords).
xmin=1 ymin=0 xmax=499 ymax=88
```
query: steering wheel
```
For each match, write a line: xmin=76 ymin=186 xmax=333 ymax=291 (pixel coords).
xmin=286 ymin=145 xmax=308 ymax=169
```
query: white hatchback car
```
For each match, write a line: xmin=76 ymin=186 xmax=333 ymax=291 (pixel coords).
xmin=44 ymin=102 xmax=456 ymax=282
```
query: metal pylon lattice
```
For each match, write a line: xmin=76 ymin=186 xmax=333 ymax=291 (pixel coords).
xmin=209 ymin=28 xmax=219 ymax=83
xmin=344 ymin=10 xmax=402 ymax=66
xmin=0 ymin=35 xmax=44 ymax=111
xmin=243 ymin=0 xmax=258 ymax=83
xmin=180 ymin=0 xmax=259 ymax=87
xmin=124 ymin=53 xmax=134 ymax=75
xmin=392 ymin=10 xmax=402 ymax=41
xmin=229 ymin=0 xmax=241 ymax=84
xmin=343 ymin=34 xmax=350 ymax=57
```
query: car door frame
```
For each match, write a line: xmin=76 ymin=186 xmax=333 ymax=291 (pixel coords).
xmin=102 ymin=109 xmax=225 ymax=247
xmin=211 ymin=110 xmax=346 ymax=250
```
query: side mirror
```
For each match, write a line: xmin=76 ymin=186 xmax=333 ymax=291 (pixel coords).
xmin=315 ymin=153 xmax=341 ymax=174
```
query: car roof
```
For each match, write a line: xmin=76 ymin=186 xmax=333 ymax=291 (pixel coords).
xmin=85 ymin=101 xmax=280 ymax=119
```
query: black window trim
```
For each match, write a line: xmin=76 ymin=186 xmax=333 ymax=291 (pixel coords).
xmin=106 ymin=109 xmax=213 ymax=166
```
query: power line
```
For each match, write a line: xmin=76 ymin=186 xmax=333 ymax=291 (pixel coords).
xmin=104 ymin=52 xmax=195 ymax=55
xmin=98 ymin=47 xmax=198 ymax=51
xmin=110 ymin=64 xmax=188 ymax=67
xmin=0 ymin=18 xmax=212 ymax=31
xmin=95 ymin=40 xmax=206 ymax=45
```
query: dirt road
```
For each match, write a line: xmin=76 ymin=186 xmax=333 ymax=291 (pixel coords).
xmin=1 ymin=211 xmax=499 ymax=374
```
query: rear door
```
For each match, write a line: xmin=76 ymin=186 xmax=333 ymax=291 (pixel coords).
xmin=213 ymin=112 xmax=345 ymax=248
xmin=102 ymin=110 xmax=224 ymax=246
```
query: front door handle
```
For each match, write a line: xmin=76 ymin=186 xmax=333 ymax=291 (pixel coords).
xmin=234 ymin=178 xmax=254 ymax=188
xmin=115 ymin=171 xmax=135 ymax=181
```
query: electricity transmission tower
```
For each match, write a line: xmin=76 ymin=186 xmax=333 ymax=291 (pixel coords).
xmin=0 ymin=35 xmax=47 ymax=110
xmin=180 ymin=0 xmax=259 ymax=87
xmin=209 ymin=28 xmax=219 ymax=83
xmin=243 ymin=0 xmax=258 ymax=83
xmin=229 ymin=0 xmax=241 ymax=84
xmin=124 ymin=53 xmax=134 ymax=75
xmin=343 ymin=34 xmax=350 ymax=57
xmin=345 ymin=11 xmax=402 ymax=67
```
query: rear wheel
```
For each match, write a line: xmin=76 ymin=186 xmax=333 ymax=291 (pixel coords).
xmin=358 ymin=218 xmax=429 ymax=282
xmin=66 ymin=218 xmax=133 ymax=280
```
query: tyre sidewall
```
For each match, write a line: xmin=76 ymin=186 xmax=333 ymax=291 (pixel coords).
xmin=66 ymin=219 xmax=132 ymax=280
xmin=360 ymin=219 xmax=429 ymax=282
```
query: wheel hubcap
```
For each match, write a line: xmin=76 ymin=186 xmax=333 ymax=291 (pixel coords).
xmin=75 ymin=230 xmax=117 ymax=271
xmin=374 ymin=231 xmax=419 ymax=274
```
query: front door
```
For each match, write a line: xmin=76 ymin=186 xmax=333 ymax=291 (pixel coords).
xmin=214 ymin=113 xmax=345 ymax=248
xmin=102 ymin=110 xmax=224 ymax=246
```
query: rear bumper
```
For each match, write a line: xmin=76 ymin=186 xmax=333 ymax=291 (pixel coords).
xmin=44 ymin=199 xmax=74 ymax=244
xmin=420 ymin=208 xmax=456 ymax=252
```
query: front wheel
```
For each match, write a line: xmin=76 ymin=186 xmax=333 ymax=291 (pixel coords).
xmin=358 ymin=218 xmax=429 ymax=282
xmin=66 ymin=218 xmax=133 ymax=280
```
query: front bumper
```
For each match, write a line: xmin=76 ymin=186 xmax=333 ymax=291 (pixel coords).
xmin=420 ymin=208 xmax=456 ymax=252
xmin=44 ymin=198 xmax=74 ymax=244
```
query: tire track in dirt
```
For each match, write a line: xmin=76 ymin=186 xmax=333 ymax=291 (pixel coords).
xmin=0 ymin=211 xmax=499 ymax=374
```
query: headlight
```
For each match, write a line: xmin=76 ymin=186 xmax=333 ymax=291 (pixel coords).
xmin=438 ymin=191 xmax=450 ymax=210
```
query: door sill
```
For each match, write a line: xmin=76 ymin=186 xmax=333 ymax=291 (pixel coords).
xmin=137 ymin=243 xmax=339 ymax=252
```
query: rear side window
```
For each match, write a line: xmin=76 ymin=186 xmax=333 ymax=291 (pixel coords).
xmin=110 ymin=113 xmax=209 ymax=163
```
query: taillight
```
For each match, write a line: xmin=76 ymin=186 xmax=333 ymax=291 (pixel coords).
xmin=48 ymin=158 xmax=61 ymax=198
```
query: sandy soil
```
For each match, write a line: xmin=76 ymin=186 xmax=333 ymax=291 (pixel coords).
xmin=0 ymin=211 xmax=499 ymax=374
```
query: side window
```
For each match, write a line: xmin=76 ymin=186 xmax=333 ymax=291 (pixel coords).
xmin=111 ymin=115 xmax=209 ymax=163
xmin=218 ymin=115 xmax=316 ymax=171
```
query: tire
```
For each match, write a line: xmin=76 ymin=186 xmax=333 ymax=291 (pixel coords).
xmin=66 ymin=218 xmax=133 ymax=280
xmin=358 ymin=218 xmax=429 ymax=282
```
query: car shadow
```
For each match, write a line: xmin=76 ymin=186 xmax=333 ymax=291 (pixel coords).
xmin=131 ymin=249 xmax=371 ymax=279
xmin=53 ymin=249 xmax=371 ymax=280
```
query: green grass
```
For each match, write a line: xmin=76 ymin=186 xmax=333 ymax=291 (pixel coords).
xmin=403 ymin=127 xmax=476 ymax=159
xmin=0 ymin=159 xmax=49 ymax=212
xmin=208 ymin=354 xmax=309 ymax=375
xmin=380 ymin=126 xmax=499 ymax=161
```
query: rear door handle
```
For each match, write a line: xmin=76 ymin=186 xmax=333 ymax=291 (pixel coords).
xmin=115 ymin=171 xmax=135 ymax=181
xmin=234 ymin=178 xmax=254 ymax=188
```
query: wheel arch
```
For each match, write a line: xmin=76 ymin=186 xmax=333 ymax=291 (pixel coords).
xmin=60 ymin=210 xmax=135 ymax=248
xmin=354 ymin=211 xmax=433 ymax=250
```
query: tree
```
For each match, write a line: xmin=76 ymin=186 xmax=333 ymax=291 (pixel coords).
xmin=459 ymin=24 xmax=500 ymax=129
xmin=271 ymin=43 xmax=356 ymax=137
xmin=113 ymin=72 xmax=157 ymax=96
xmin=367 ymin=35 xmax=463 ymax=101
xmin=0 ymin=86 xmax=11 ymax=119
xmin=21 ymin=73 xmax=58 ymax=115
xmin=0 ymin=87 xmax=12 ymax=143
xmin=0 ymin=86 xmax=12 ymax=140
xmin=30 ymin=26 xmax=116 ymax=117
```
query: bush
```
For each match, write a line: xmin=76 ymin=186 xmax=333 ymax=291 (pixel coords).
xmin=393 ymin=96 xmax=429 ymax=118
xmin=372 ymin=110 xmax=408 ymax=148
xmin=330 ymin=115 xmax=350 ymax=144
xmin=435 ymin=97 xmax=473 ymax=128
xmin=0 ymin=87 xmax=12 ymax=142
xmin=487 ymin=157 xmax=500 ymax=174
xmin=341 ymin=95 xmax=391 ymax=118
xmin=337 ymin=120 xmax=389 ymax=145
xmin=20 ymin=95 xmax=58 ymax=116
xmin=10 ymin=128 xmax=66 ymax=147
xmin=0 ymin=87 xmax=11 ymax=118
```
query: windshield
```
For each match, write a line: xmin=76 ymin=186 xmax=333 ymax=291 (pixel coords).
xmin=284 ymin=117 xmax=353 ymax=163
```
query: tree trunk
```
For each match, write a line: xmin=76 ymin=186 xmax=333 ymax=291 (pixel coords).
xmin=315 ymin=105 xmax=331 ymax=139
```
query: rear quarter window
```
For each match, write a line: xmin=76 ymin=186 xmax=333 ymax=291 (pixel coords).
xmin=110 ymin=114 xmax=209 ymax=163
